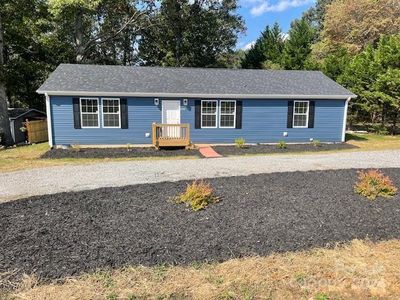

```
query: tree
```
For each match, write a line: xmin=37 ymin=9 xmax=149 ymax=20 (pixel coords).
xmin=138 ymin=0 xmax=244 ymax=67
xmin=303 ymin=0 xmax=333 ymax=33
xmin=339 ymin=34 xmax=400 ymax=133
xmin=241 ymin=23 xmax=284 ymax=69
xmin=317 ymin=0 xmax=400 ymax=55
xmin=0 ymin=12 xmax=12 ymax=145
xmin=281 ymin=18 xmax=315 ymax=70
xmin=48 ymin=0 xmax=154 ymax=63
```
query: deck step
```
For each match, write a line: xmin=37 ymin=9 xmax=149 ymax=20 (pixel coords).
xmin=199 ymin=146 xmax=222 ymax=158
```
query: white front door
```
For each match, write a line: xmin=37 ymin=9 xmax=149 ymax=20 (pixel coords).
xmin=162 ymin=100 xmax=181 ymax=137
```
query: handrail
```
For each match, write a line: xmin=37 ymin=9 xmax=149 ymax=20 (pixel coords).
xmin=152 ymin=123 xmax=190 ymax=148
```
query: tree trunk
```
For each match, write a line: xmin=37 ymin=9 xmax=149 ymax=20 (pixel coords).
xmin=0 ymin=13 xmax=12 ymax=146
xmin=75 ymin=8 xmax=85 ymax=63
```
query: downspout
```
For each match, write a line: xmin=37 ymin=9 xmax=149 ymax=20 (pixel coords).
xmin=45 ymin=93 xmax=53 ymax=148
xmin=341 ymin=97 xmax=351 ymax=142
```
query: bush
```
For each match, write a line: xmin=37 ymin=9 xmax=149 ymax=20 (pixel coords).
xmin=354 ymin=169 xmax=397 ymax=200
xmin=277 ymin=140 xmax=287 ymax=149
xmin=173 ymin=180 xmax=219 ymax=211
xmin=370 ymin=124 xmax=389 ymax=135
xmin=312 ymin=140 xmax=322 ymax=147
xmin=234 ymin=138 xmax=246 ymax=148
xmin=0 ymin=131 xmax=5 ymax=146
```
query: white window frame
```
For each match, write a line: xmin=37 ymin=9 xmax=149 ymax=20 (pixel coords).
xmin=201 ymin=100 xmax=218 ymax=128
xmin=293 ymin=100 xmax=309 ymax=128
xmin=80 ymin=97 xmax=100 ymax=129
xmin=102 ymin=98 xmax=121 ymax=129
xmin=219 ymin=100 xmax=236 ymax=128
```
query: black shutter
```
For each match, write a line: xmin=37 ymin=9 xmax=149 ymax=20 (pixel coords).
xmin=120 ymin=98 xmax=128 ymax=129
xmin=308 ymin=101 xmax=315 ymax=128
xmin=195 ymin=100 xmax=201 ymax=129
xmin=73 ymin=97 xmax=81 ymax=129
xmin=287 ymin=101 xmax=294 ymax=128
xmin=235 ymin=100 xmax=242 ymax=129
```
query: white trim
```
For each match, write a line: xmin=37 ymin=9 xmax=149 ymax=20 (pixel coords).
xmin=219 ymin=100 xmax=236 ymax=128
xmin=38 ymin=90 xmax=356 ymax=100
xmin=80 ymin=97 xmax=100 ymax=128
xmin=161 ymin=100 xmax=181 ymax=124
xmin=201 ymin=100 xmax=218 ymax=128
xmin=293 ymin=100 xmax=309 ymax=128
xmin=45 ymin=93 xmax=53 ymax=147
xmin=101 ymin=98 xmax=121 ymax=128
xmin=342 ymin=97 xmax=351 ymax=142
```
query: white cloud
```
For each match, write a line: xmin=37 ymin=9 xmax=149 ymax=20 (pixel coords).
xmin=242 ymin=41 xmax=256 ymax=50
xmin=248 ymin=0 xmax=314 ymax=16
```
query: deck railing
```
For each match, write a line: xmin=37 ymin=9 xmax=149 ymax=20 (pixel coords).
xmin=152 ymin=123 xmax=191 ymax=148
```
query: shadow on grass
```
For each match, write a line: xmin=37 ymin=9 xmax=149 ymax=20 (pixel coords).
xmin=346 ymin=133 xmax=368 ymax=142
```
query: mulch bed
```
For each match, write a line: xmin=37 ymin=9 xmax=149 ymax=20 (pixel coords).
xmin=214 ymin=142 xmax=357 ymax=156
xmin=41 ymin=147 xmax=201 ymax=159
xmin=1 ymin=169 xmax=400 ymax=284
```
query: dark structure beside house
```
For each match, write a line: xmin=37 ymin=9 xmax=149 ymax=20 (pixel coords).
xmin=8 ymin=108 xmax=46 ymax=144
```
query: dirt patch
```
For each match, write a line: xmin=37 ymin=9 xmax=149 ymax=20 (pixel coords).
xmin=1 ymin=169 xmax=399 ymax=284
xmin=41 ymin=147 xmax=200 ymax=159
xmin=213 ymin=142 xmax=357 ymax=156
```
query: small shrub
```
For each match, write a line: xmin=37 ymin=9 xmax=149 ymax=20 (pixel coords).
xmin=126 ymin=143 xmax=133 ymax=152
xmin=354 ymin=169 xmax=397 ymax=200
xmin=0 ymin=131 xmax=5 ymax=146
xmin=234 ymin=137 xmax=246 ymax=148
xmin=370 ymin=124 xmax=388 ymax=135
xmin=173 ymin=180 xmax=219 ymax=211
xmin=312 ymin=140 xmax=322 ymax=147
xmin=277 ymin=140 xmax=287 ymax=149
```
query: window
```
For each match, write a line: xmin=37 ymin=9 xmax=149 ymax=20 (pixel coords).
xmin=80 ymin=98 xmax=99 ymax=128
xmin=293 ymin=101 xmax=309 ymax=128
xmin=201 ymin=100 xmax=218 ymax=128
xmin=220 ymin=100 xmax=236 ymax=128
xmin=102 ymin=98 xmax=121 ymax=128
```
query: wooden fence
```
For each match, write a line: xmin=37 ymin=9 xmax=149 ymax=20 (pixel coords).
xmin=25 ymin=119 xmax=48 ymax=144
xmin=152 ymin=123 xmax=190 ymax=148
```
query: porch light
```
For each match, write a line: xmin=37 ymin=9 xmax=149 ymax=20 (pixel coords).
xmin=154 ymin=98 xmax=159 ymax=106
xmin=183 ymin=99 xmax=188 ymax=106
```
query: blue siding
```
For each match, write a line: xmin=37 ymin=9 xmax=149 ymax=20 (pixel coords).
xmin=50 ymin=96 xmax=346 ymax=145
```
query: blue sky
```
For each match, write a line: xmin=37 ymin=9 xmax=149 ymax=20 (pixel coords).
xmin=237 ymin=0 xmax=315 ymax=50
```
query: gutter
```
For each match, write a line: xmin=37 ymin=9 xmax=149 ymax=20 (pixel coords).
xmin=341 ymin=97 xmax=352 ymax=142
xmin=45 ymin=93 xmax=53 ymax=148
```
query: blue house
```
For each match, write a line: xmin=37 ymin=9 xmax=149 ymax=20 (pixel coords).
xmin=37 ymin=64 xmax=356 ymax=147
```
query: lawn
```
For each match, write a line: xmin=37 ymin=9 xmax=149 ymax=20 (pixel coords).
xmin=1 ymin=133 xmax=400 ymax=173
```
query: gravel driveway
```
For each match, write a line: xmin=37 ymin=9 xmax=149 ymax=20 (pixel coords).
xmin=1 ymin=169 xmax=400 ymax=282
xmin=1 ymin=150 xmax=400 ymax=201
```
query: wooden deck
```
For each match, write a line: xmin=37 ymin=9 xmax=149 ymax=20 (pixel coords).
xmin=152 ymin=123 xmax=191 ymax=148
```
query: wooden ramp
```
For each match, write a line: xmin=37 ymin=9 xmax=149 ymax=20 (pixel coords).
xmin=199 ymin=146 xmax=222 ymax=158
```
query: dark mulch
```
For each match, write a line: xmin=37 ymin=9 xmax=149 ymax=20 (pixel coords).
xmin=41 ymin=147 xmax=200 ymax=159
xmin=214 ymin=142 xmax=358 ymax=156
xmin=1 ymin=169 xmax=400 ymax=284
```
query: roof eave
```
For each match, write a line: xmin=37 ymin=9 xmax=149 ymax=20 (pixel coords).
xmin=37 ymin=90 xmax=356 ymax=100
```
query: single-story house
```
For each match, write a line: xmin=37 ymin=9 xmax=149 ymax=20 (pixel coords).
xmin=8 ymin=108 xmax=47 ymax=144
xmin=37 ymin=64 xmax=356 ymax=147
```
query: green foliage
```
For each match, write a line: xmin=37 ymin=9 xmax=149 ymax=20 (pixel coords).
xmin=282 ymin=18 xmax=316 ymax=70
xmin=354 ymin=169 xmax=397 ymax=200
xmin=312 ymin=140 xmax=321 ymax=147
xmin=277 ymin=140 xmax=287 ymax=149
xmin=139 ymin=0 xmax=244 ymax=67
xmin=339 ymin=34 xmax=400 ymax=133
xmin=234 ymin=138 xmax=246 ymax=148
xmin=241 ymin=23 xmax=284 ymax=69
xmin=173 ymin=180 xmax=219 ymax=211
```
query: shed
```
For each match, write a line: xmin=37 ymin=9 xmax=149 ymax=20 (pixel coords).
xmin=9 ymin=108 xmax=47 ymax=144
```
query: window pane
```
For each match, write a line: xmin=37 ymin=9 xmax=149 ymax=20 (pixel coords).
xmin=294 ymin=115 xmax=307 ymax=127
xmin=201 ymin=114 xmax=216 ymax=127
xmin=295 ymin=102 xmax=308 ymax=114
xmin=221 ymin=101 xmax=235 ymax=114
xmin=103 ymin=114 xmax=120 ymax=127
xmin=220 ymin=115 xmax=234 ymax=127
xmin=202 ymin=101 xmax=217 ymax=113
xmin=82 ymin=113 xmax=99 ymax=127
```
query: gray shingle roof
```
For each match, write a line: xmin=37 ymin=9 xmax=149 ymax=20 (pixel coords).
xmin=37 ymin=64 xmax=356 ymax=99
